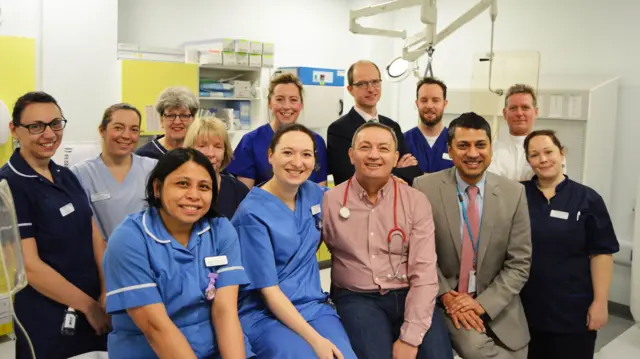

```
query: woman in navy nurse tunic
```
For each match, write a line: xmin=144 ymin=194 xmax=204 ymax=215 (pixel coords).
xmin=0 ymin=92 xmax=110 ymax=359
xmin=519 ymin=130 xmax=619 ymax=359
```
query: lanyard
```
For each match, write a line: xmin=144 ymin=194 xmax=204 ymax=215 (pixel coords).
xmin=456 ymin=185 xmax=482 ymax=265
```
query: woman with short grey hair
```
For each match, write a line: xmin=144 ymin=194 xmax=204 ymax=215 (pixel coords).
xmin=136 ymin=86 xmax=199 ymax=160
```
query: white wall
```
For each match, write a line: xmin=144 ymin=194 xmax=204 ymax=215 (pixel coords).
xmin=0 ymin=0 xmax=119 ymax=143
xmin=117 ymin=0 xmax=396 ymax=116
xmin=42 ymin=0 xmax=120 ymax=143
xmin=387 ymin=0 xmax=639 ymax=306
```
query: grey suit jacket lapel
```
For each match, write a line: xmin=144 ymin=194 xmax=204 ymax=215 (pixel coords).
xmin=440 ymin=169 xmax=462 ymax=261
xmin=477 ymin=173 xmax=499 ymax=272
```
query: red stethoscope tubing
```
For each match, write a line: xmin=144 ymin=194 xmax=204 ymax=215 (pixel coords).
xmin=342 ymin=177 xmax=407 ymax=245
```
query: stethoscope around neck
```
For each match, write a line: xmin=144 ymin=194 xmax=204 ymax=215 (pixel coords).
xmin=339 ymin=176 xmax=408 ymax=282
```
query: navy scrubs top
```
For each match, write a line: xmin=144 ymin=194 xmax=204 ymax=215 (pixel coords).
xmin=403 ymin=126 xmax=454 ymax=173
xmin=520 ymin=176 xmax=619 ymax=333
xmin=135 ymin=135 xmax=167 ymax=160
xmin=0 ymin=149 xmax=103 ymax=357
xmin=217 ymin=173 xmax=250 ymax=219
xmin=226 ymin=123 xmax=328 ymax=186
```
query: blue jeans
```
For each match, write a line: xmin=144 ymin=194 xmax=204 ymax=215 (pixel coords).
xmin=332 ymin=287 xmax=453 ymax=359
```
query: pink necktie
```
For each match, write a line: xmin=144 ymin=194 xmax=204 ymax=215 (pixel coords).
xmin=458 ymin=185 xmax=480 ymax=294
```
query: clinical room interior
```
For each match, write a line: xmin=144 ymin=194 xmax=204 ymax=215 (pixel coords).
xmin=0 ymin=0 xmax=639 ymax=358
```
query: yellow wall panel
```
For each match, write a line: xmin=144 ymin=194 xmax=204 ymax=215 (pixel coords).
xmin=0 ymin=36 xmax=36 ymax=166
xmin=121 ymin=60 xmax=198 ymax=134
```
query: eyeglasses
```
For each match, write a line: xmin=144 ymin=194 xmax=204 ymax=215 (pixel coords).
xmin=18 ymin=118 xmax=67 ymax=135
xmin=352 ymin=79 xmax=382 ymax=89
xmin=163 ymin=114 xmax=193 ymax=122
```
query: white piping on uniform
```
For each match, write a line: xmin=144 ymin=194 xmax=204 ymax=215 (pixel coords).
xmin=197 ymin=225 xmax=211 ymax=236
xmin=152 ymin=140 xmax=166 ymax=154
xmin=217 ymin=266 xmax=244 ymax=273
xmin=106 ymin=283 xmax=157 ymax=297
xmin=7 ymin=161 xmax=37 ymax=178
xmin=142 ymin=212 xmax=170 ymax=244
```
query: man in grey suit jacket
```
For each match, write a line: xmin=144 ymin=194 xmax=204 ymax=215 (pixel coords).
xmin=413 ymin=112 xmax=532 ymax=359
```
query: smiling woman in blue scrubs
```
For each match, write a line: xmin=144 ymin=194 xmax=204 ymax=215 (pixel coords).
xmin=226 ymin=73 xmax=328 ymax=188
xmin=103 ymin=148 xmax=250 ymax=359
xmin=184 ymin=117 xmax=249 ymax=219
xmin=0 ymin=92 xmax=110 ymax=359
xmin=71 ymin=103 xmax=157 ymax=239
xmin=519 ymin=130 xmax=619 ymax=359
xmin=232 ymin=123 xmax=356 ymax=359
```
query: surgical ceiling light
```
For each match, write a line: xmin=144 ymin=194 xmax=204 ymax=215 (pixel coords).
xmin=349 ymin=0 xmax=503 ymax=96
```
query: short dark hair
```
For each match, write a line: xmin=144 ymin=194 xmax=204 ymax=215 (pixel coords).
xmin=524 ymin=129 xmax=564 ymax=157
xmin=347 ymin=60 xmax=381 ymax=86
xmin=351 ymin=121 xmax=398 ymax=150
xmin=145 ymin=148 xmax=221 ymax=219
xmin=416 ymin=77 xmax=447 ymax=99
xmin=269 ymin=123 xmax=319 ymax=171
xmin=447 ymin=112 xmax=492 ymax=146
xmin=100 ymin=103 xmax=141 ymax=131
xmin=12 ymin=91 xmax=62 ymax=125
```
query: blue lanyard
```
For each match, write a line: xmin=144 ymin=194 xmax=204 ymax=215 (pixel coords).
xmin=456 ymin=185 xmax=482 ymax=265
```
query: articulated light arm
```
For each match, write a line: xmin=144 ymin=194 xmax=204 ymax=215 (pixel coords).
xmin=403 ymin=0 xmax=496 ymax=62
xmin=350 ymin=0 xmax=498 ymax=61
xmin=349 ymin=0 xmax=424 ymax=39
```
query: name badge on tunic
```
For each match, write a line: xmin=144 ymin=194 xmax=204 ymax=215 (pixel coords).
xmin=550 ymin=210 xmax=569 ymax=220
xmin=205 ymin=256 xmax=228 ymax=267
xmin=442 ymin=153 xmax=452 ymax=161
xmin=90 ymin=192 xmax=111 ymax=202
xmin=311 ymin=204 xmax=321 ymax=216
xmin=59 ymin=203 xmax=75 ymax=217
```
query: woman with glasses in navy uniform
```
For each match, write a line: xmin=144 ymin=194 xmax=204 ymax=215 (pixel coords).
xmin=0 ymin=92 xmax=110 ymax=359
xmin=135 ymin=86 xmax=199 ymax=160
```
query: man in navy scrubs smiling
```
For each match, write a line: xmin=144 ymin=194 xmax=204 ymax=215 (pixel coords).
xmin=519 ymin=129 xmax=619 ymax=359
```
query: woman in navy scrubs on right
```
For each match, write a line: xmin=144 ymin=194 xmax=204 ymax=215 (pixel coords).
xmin=520 ymin=129 xmax=619 ymax=359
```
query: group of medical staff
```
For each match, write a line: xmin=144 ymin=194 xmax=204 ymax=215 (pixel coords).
xmin=0 ymin=58 xmax=618 ymax=359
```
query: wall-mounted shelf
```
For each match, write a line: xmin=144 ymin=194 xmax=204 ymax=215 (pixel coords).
xmin=199 ymin=64 xmax=262 ymax=72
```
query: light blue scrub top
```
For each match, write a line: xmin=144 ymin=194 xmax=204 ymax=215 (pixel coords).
xmin=70 ymin=153 xmax=157 ymax=239
xmin=232 ymin=181 xmax=328 ymax=328
xmin=104 ymin=208 xmax=250 ymax=359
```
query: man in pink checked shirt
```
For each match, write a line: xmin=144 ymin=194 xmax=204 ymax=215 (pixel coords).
xmin=321 ymin=122 xmax=453 ymax=359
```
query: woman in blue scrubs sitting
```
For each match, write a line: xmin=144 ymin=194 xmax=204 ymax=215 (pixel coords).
xmin=103 ymin=148 xmax=250 ymax=359
xmin=185 ymin=117 xmax=249 ymax=219
xmin=0 ymin=92 xmax=110 ymax=359
xmin=226 ymin=73 xmax=328 ymax=188
xmin=232 ymin=123 xmax=356 ymax=359
xmin=520 ymin=130 xmax=619 ymax=359
xmin=71 ymin=103 xmax=157 ymax=239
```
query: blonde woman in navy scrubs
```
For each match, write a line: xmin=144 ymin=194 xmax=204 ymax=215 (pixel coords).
xmin=520 ymin=130 xmax=619 ymax=359
xmin=184 ymin=117 xmax=249 ymax=219
xmin=0 ymin=92 xmax=110 ymax=359
xmin=71 ymin=103 xmax=157 ymax=239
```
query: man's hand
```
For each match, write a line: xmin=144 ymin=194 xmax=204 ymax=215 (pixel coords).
xmin=447 ymin=292 xmax=486 ymax=316
xmin=451 ymin=311 xmax=486 ymax=333
xmin=396 ymin=154 xmax=418 ymax=168
xmin=393 ymin=339 xmax=418 ymax=359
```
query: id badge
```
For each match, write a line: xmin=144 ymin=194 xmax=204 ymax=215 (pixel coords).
xmin=468 ymin=270 xmax=477 ymax=293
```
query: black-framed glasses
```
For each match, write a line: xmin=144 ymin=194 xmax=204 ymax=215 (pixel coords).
xmin=163 ymin=114 xmax=193 ymax=122
xmin=352 ymin=79 xmax=382 ymax=88
xmin=18 ymin=118 xmax=67 ymax=135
